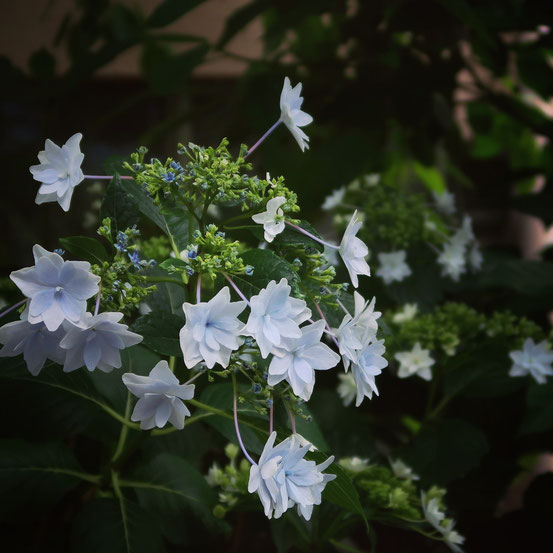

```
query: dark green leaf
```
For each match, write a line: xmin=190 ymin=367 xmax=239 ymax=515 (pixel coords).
xmin=59 ymin=236 xmax=110 ymax=265
xmin=100 ymin=175 xmax=141 ymax=236
xmin=519 ymin=380 xmax=553 ymax=435
xmin=269 ymin=220 xmax=324 ymax=252
xmin=143 ymin=268 xmax=187 ymax=315
xmin=147 ymin=0 xmax=206 ymax=28
xmin=130 ymin=312 xmax=183 ymax=357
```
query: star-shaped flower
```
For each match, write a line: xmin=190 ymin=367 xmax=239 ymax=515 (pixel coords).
xmin=10 ymin=245 xmax=100 ymax=331
xmin=248 ymin=432 xmax=335 ymax=520
xmin=390 ymin=459 xmax=419 ymax=481
xmin=509 ymin=338 xmax=553 ymax=384
xmin=433 ymin=190 xmax=456 ymax=215
xmin=279 ymin=77 xmax=313 ymax=152
xmin=376 ymin=250 xmax=412 ymax=285
xmin=244 ymin=278 xmax=311 ymax=358
xmin=30 ymin=133 xmax=85 ymax=212
xmin=338 ymin=211 xmax=371 ymax=288
xmin=179 ymin=287 xmax=246 ymax=369
xmin=268 ymin=320 xmax=340 ymax=401
xmin=351 ymin=339 xmax=388 ymax=406
xmin=122 ymin=360 xmax=195 ymax=430
xmin=60 ymin=312 xmax=143 ymax=373
xmin=395 ymin=342 xmax=435 ymax=381
xmin=421 ymin=491 xmax=446 ymax=530
xmin=251 ymin=196 xmax=286 ymax=242
xmin=392 ymin=303 xmax=418 ymax=324
xmin=437 ymin=240 xmax=466 ymax=281
xmin=322 ymin=187 xmax=346 ymax=211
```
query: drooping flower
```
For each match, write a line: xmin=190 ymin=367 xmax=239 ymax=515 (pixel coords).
xmin=376 ymin=250 xmax=412 ymax=284
xmin=433 ymin=190 xmax=456 ymax=215
xmin=338 ymin=210 xmax=371 ymax=288
xmin=392 ymin=303 xmax=418 ymax=324
xmin=268 ymin=320 xmax=340 ymax=400
xmin=509 ymin=338 xmax=553 ymax=384
xmin=248 ymin=432 xmax=336 ymax=520
xmin=421 ymin=491 xmax=446 ymax=530
xmin=436 ymin=240 xmax=466 ymax=281
xmin=251 ymin=196 xmax=286 ymax=242
xmin=395 ymin=342 xmax=435 ymax=381
xmin=244 ymin=278 xmax=311 ymax=358
xmin=321 ymin=187 xmax=346 ymax=211
xmin=279 ymin=77 xmax=313 ymax=152
xmin=60 ymin=312 xmax=143 ymax=373
xmin=122 ymin=360 xmax=195 ymax=430
xmin=351 ymin=339 xmax=388 ymax=406
xmin=390 ymin=459 xmax=420 ymax=481
xmin=10 ymin=245 xmax=100 ymax=331
xmin=30 ymin=133 xmax=85 ymax=212
xmin=337 ymin=372 xmax=357 ymax=406
xmin=0 ymin=314 xmax=66 ymax=375
xmin=179 ymin=287 xmax=246 ymax=369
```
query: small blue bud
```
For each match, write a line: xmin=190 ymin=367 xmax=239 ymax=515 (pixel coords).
xmin=263 ymin=371 xmax=268 ymax=381
xmin=266 ymin=398 xmax=273 ymax=408
xmin=292 ymin=258 xmax=302 ymax=267
xmin=216 ymin=231 xmax=225 ymax=238
xmin=253 ymin=384 xmax=261 ymax=393
xmin=319 ymin=287 xmax=328 ymax=295
xmin=188 ymin=250 xmax=197 ymax=260
xmin=186 ymin=267 xmax=195 ymax=276
xmin=170 ymin=161 xmax=183 ymax=172
xmin=54 ymin=248 xmax=65 ymax=257
xmin=149 ymin=259 xmax=157 ymax=267
xmin=242 ymin=174 xmax=249 ymax=181
xmin=193 ymin=230 xmax=201 ymax=239
xmin=245 ymin=265 xmax=254 ymax=276
xmin=244 ymin=337 xmax=254 ymax=347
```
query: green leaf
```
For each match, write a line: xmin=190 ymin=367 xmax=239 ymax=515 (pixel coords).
xmin=147 ymin=0 xmax=206 ymax=28
xmin=252 ymin=220 xmax=325 ymax=252
xmin=72 ymin=498 xmax=165 ymax=553
xmin=59 ymin=236 xmax=110 ymax=265
xmin=520 ymin=380 xmax=553 ymax=435
xmin=144 ymin=268 xmax=187 ymax=315
xmin=413 ymin=161 xmax=446 ymax=194
xmin=130 ymin=312 xmax=183 ymax=357
xmin=159 ymin=258 xmax=189 ymax=273
xmin=100 ymin=175 xmax=141 ymax=238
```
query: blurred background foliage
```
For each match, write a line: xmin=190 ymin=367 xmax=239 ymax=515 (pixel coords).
xmin=1 ymin=0 xmax=553 ymax=552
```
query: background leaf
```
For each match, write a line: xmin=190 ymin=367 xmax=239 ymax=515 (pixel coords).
xmin=59 ymin=236 xmax=110 ymax=265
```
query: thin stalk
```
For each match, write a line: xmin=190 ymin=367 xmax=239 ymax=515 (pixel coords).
xmin=83 ymin=175 xmax=133 ymax=180
xmin=93 ymin=286 xmax=101 ymax=316
xmin=223 ymin=273 xmax=251 ymax=306
xmin=244 ymin=120 xmax=281 ymax=159
xmin=335 ymin=296 xmax=351 ymax=317
xmin=111 ymin=391 xmax=132 ymax=464
xmin=285 ymin=220 xmax=339 ymax=249
xmin=196 ymin=274 xmax=202 ymax=303
xmin=184 ymin=370 xmax=205 ymax=386
xmin=0 ymin=298 xmax=27 ymax=320
xmin=232 ymin=373 xmax=256 ymax=465
xmin=285 ymin=402 xmax=297 ymax=434
xmin=328 ymin=538 xmax=368 ymax=553
xmin=169 ymin=356 xmax=176 ymax=372
xmin=312 ymin=301 xmax=340 ymax=349
xmin=269 ymin=397 xmax=274 ymax=434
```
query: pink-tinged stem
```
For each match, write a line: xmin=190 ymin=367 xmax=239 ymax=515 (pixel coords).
xmin=93 ymin=286 xmax=101 ymax=317
xmin=285 ymin=221 xmax=339 ymax=249
xmin=312 ymin=301 xmax=340 ymax=349
xmin=285 ymin=404 xmax=297 ymax=434
xmin=196 ymin=275 xmax=202 ymax=303
xmin=244 ymin=120 xmax=282 ymax=159
xmin=335 ymin=297 xmax=351 ymax=317
xmin=0 ymin=298 xmax=27 ymax=320
xmin=223 ymin=273 xmax=251 ymax=307
xmin=232 ymin=374 xmax=256 ymax=465
xmin=83 ymin=175 xmax=133 ymax=180
xmin=269 ymin=398 xmax=274 ymax=434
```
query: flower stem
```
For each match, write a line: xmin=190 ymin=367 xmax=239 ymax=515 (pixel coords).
xmin=184 ymin=369 xmax=205 ymax=385
xmin=111 ymin=391 xmax=132 ymax=464
xmin=83 ymin=175 xmax=133 ymax=180
xmin=269 ymin=397 xmax=274 ymax=434
xmin=232 ymin=372 xmax=256 ymax=465
xmin=244 ymin=119 xmax=281 ymax=159
xmin=196 ymin=274 xmax=202 ymax=303
xmin=0 ymin=298 xmax=27 ymax=320
xmin=335 ymin=296 xmax=351 ymax=317
xmin=285 ymin=403 xmax=296 ymax=434
xmin=312 ymin=300 xmax=340 ymax=349
xmin=223 ymin=273 xmax=251 ymax=306
xmin=94 ymin=286 xmax=101 ymax=317
xmin=285 ymin=221 xmax=339 ymax=249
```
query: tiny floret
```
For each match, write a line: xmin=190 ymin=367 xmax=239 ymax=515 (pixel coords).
xmin=351 ymin=339 xmax=388 ymax=406
xmin=321 ymin=187 xmax=346 ymax=211
xmin=395 ymin=342 xmax=435 ymax=381
xmin=339 ymin=211 xmax=371 ymax=288
xmin=251 ymin=196 xmax=286 ymax=242
xmin=279 ymin=77 xmax=313 ymax=152
xmin=376 ymin=250 xmax=412 ymax=284
xmin=509 ymin=338 xmax=553 ymax=384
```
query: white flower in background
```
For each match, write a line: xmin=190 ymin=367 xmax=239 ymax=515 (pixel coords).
xmin=337 ymin=372 xmax=357 ymax=406
xmin=279 ymin=77 xmax=313 ymax=152
xmin=454 ymin=215 xmax=475 ymax=246
xmin=433 ymin=190 xmax=456 ymax=215
xmin=441 ymin=520 xmax=465 ymax=553
xmin=244 ymin=278 xmax=311 ymax=358
xmin=421 ymin=491 xmax=446 ymax=530
xmin=248 ymin=432 xmax=335 ymax=520
xmin=351 ymin=339 xmax=388 ymax=405
xmin=376 ymin=250 xmax=412 ymax=284
xmin=338 ymin=210 xmax=371 ymax=288
xmin=323 ymin=243 xmax=340 ymax=266
xmin=0 ymin=314 xmax=66 ymax=375
xmin=322 ymin=186 xmax=346 ymax=211
xmin=30 ymin=133 xmax=84 ymax=212
xmin=338 ymin=457 xmax=370 ymax=473
xmin=363 ymin=173 xmax=380 ymax=187
xmin=469 ymin=244 xmax=483 ymax=271
xmin=251 ymin=196 xmax=286 ymax=242
xmin=390 ymin=459 xmax=420 ymax=481
xmin=122 ymin=360 xmax=195 ymax=430
xmin=392 ymin=303 xmax=418 ymax=324
xmin=180 ymin=287 xmax=246 ymax=369
xmin=509 ymin=338 xmax=553 ymax=384
xmin=395 ymin=342 xmax=435 ymax=381
xmin=268 ymin=320 xmax=340 ymax=400
xmin=60 ymin=312 xmax=143 ymax=373
xmin=437 ymin=241 xmax=466 ymax=281
xmin=10 ymin=245 xmax=100 ymax=331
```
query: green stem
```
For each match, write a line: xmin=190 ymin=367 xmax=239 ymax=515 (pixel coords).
xmin=151 ymin=411 xmax=214 ymax=435
xmin=188 ymin=399 xmax=267 ymax=434
xmin=329 ymin=538 xmax=367 ymax=553
xmin=169 ymin=356 xmax=176 ymax=372
xmin=111 ymin=392 xmax=132 ymax=464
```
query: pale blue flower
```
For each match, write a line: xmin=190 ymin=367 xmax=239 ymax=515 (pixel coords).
xmin=10 ymin=245 xmax=100 ymax=331
xmin=338 ymin=211 xmax=371 ymax=288
xmin=60 ymin=312 xmax=143 ymax=373
xmin=122 ymin=360 xmax=195 ymax=430
xmin=509 ymin=338 xmax=553 ymax=384
xmin=395 ymin=342 xmax=434 ymax=381
xmin=351 ymin=339 xmax=388 ymax=406
xmin=248 ymin=432 xmax=335 ymax=520
xmin=279 ymin=77 xmax=313 ymax=152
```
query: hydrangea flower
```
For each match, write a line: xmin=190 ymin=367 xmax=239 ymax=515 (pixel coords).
xmin=337 ymin=372 xmax=357 ymax=406
xmin=509 ymin=338 xmax=553 ymax=384
xmin=244 ymin=278 xmax=311 ymax=358
xmin=0 ymin=314 xmax=66 ymax=375
xmin=392 ymin=303 xmax=418 ymax=324
xmin=268 ymin=320 xmax=340 ymax=400
xmin=179 ymin=287 xmax=246 ymax=369
xmin=351 ymin=339 xmax=388 ymax=405
xmin=279 ymin=77 xmax=313 ymax=152
xmin=469 ymin=245 xmax=483 ymax=271
xmin=251 ymin=196 xmax=286 ymax=242
xmin=30 ymin=133 xmax=84 ymax=211
xmin=122 ymin=360 xmax=195 ymax=430
xmin=433 ymin=190 xmax=456 ymax=215
xmin=376 ymin=250 xmax=412 ymax=284
xmin=60 ymin=312 xmax=143 ymax=373
xmin=437 ymin=241 xmax=466 ymax=281
xmin=422 ymin=491 xmax=446 ymax=530
xmin=395 ymin=342 xmax=435 ymax=381
xmin=390 ymin=459 xmax=419 ymax=481
xmin=10 ymin=245 xmax=100 ymax=331
xmin=321 ymin=186 xmax=345 ymax=211
xmin=441 ymin=520 xmax=465 ymax=553
xmin=338 ymin=211 xmax=371 ymax=288
xmin=338 ymin=457 xmax=370 ymax=473
xmin=248 ymin=432 xmax=335 ymax=520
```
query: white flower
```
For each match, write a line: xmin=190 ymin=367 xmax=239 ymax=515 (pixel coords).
xmin=251 ymin=196 xmax=286 ymax=242
xmin=351 ymin=339 xmax=388 ymax=405
xmin=0 ymin=314 xmax=66 ymax=375
xmin=390 ymin=459 xmax=419 ymax=481
xmin=268 ymin=320 xmax=340 ymax=401
xmin=338 ymin=457 xmax=370 ymax=473
xmin=395 ymin=342 xmax=435 ymax=381
xmin=30 ymin=133 xmax=84 ymax=212
xmin=433 ymin=190 xmax=456 ymax=215
xmin=10 ymin=245 xmax=100 ymax=331
xmin=60 ymin=312 xmax=143 ymax=373
xmin=244 ymin=278 xmax=311 ymax=359
xmin=179 ymin=287 xmax=246 ymax=369
xmin=322 ymin=187 xmax=346 ymax=211
xmin=337 ymin=372 xmax=357 ymax=406
xmin=339 ymin=210 xmax=370 ymax=288
xmin=442 ymin=520 xmax=465 ymax=553
xmin=437 ymin=241 xmax=466 ymax=281
xmin=509 ymin=338 xmax=553 ymax=384
xmin=376 ymin=250 xmax=412 ymax=284
xmin=122 ymin=360 xmax=195 ymax=430
xmin=279 ymin=77 xmax=313 ymax=152
xmin=469 ymin=244 xmax=483 ymax=271
xmin=248 ymin=432 xmax=335 ymax=520
xmin=421 ymin=491 xmax=445 ymax=530
xmin=392 ymin=303 xmax=418 ymax=324
xmin=454 ymin=215 xmax=475 ymax=246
